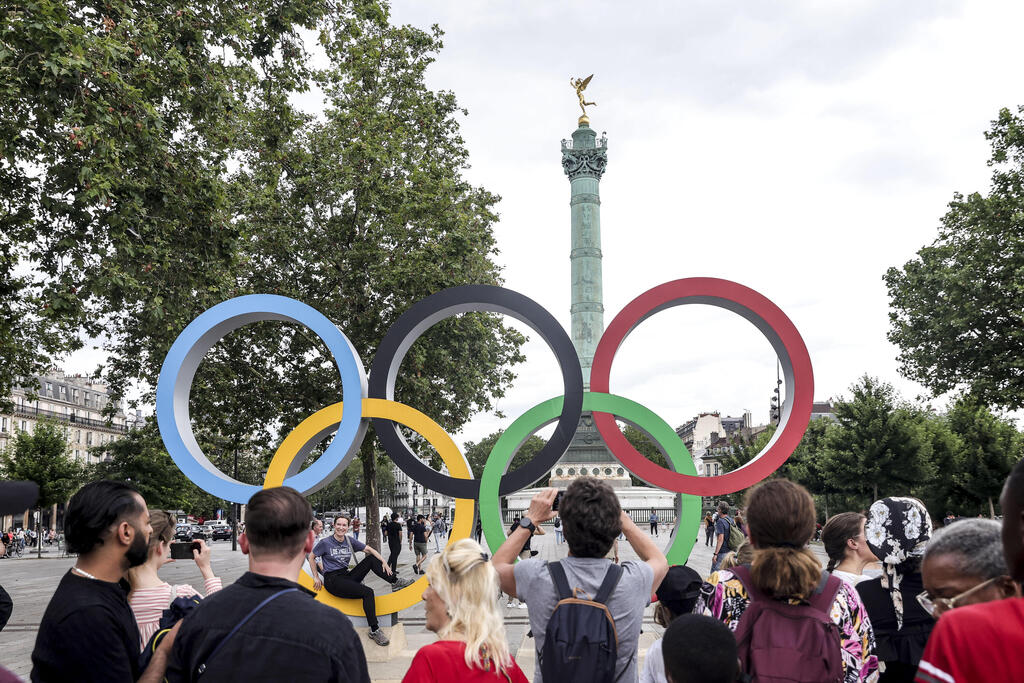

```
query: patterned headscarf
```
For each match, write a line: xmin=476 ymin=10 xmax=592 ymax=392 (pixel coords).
xmin=865 ymin=496 xmax=932 ymax=629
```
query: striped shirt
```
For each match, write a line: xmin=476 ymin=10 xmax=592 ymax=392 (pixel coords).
xmin=128 ymin=577 xmax=222 ymax=650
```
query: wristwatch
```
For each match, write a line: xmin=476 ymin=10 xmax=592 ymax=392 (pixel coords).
xmin=519 ymin=518 xmax=537 ymax=534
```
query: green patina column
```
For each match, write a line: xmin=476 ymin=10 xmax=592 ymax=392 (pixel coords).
xmin=552 ymin=118 xmax=628 ymax=487
xmin=561 ymin=122 xmax=608 ymax=387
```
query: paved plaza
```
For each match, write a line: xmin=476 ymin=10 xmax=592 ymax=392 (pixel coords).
xmin=0 ymin=525 xmax=827 ymax=681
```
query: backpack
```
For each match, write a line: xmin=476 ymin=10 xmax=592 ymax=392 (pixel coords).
xmin=730 ymin=565 xmax=844 ymax=683
xmin=554 ymin=518 xmax=561 ymax=529
xmin=726 ymin=517 xmax=746 ymax=551
xmin=540 ymin=561 xmax=624 ymax=683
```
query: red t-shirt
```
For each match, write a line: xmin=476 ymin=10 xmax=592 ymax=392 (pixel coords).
xmin=915 ymin=597 xmax=1024 ymax=683
xmin=402 ymin=640 xmax=529 ymax=683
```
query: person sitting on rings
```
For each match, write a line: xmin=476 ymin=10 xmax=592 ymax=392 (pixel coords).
xmin=310 ymin=515 xmax=412 ymax=647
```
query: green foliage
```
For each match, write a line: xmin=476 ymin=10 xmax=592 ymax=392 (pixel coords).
xmin=2 ymin=0 xmax=525 ymax=551
xmin=885 ymin=106 xmax=1024 ymax=410
xmin=945 ymin=394 xmax=1022 ymax=516
xmin=0 ymin=419 xmax=87 ymax=508
xmin=821 ymin=376 xmax=936 ymax=503
xmin=88 ymin=421 xmax=215 ymax=513
xmin=621 ymin=424 xmax=669 ymax=488
xmin=463 ymin=431 xmax=548 ymax=487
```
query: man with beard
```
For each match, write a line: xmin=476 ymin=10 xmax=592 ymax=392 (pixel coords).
xmin=31 ymin=481 xmax=176 ymax=682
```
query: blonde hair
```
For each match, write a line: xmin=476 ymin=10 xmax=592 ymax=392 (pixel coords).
xmin=424 ymin=538 xmax=513 ymax=675
xmin=127 ymin=510 xmax=176 ymax=592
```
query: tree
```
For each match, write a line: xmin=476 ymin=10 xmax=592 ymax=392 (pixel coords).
xmin=914 ymin=410 xmax=966 ymax=522
xmin=885 ymin=106 xmax=1024 ymax=410
xmin=0 ymin=419 xmax=87 ymax=556
xmin=3 ymin=1 xmax=525 ymax=554
xmin=463 ymin=431 xmax=548 ymax=487
xmin=89 ymin=421 xmax=217 ymax=514
xmin=820 ymin=376 xmax=935 ymax=505
xmin=621 ymin=424 xmax=669 ymax=487
xmin=945 ymin=394 xmax=1022 ymax=517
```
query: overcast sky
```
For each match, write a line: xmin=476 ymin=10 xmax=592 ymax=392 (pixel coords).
xmin=376 ymin=0 xmax=1024 ymax=447
xmin=65 ymin=0 xmax=1023 ymax=450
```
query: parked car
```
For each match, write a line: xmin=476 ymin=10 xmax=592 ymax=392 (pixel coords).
xmin=174 ymin=524 xmax=193 ymax=541
xmin=209 ymin=525 xmax=233 ymax=541
xmin=189 ymin=524 xmax=206 ymax=540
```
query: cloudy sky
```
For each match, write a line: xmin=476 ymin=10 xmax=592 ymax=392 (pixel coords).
xmin=375 ymin=0 xmax=1024 ymax=447
xmin=64 ymin=0 xmax=1022 ymax=451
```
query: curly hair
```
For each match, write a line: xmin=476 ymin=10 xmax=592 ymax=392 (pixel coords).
xmin=560 ymin=477 xmax=621 ymax=558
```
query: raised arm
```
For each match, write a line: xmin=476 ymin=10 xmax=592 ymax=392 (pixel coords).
xmin=620 ymin=511 xmax=668 ymax=590
xmin=493 ymin=488 xmax=557 ymax=597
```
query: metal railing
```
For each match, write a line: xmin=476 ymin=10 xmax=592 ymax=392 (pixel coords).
xmin=12 ymin=404 xmax=127 ymax=433
xmin=500 ymin=508 xmax=678 ymax=526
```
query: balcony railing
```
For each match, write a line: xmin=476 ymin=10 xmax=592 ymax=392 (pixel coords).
xmin=12 ymin=404 xmax=127 ymax=433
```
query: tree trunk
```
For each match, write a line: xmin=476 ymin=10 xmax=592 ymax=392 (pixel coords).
xmin=873 ymin=483 xmax=878 ymax=502
xmin=36 ymin=506 xmax=42 ymax=559
xmin=988 ymin=496 xmax=995 ymax=519
xmin=360 ymin=439 xmax=381 ymax=553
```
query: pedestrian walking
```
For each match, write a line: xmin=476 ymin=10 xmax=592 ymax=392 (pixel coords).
xmin=553 ymin=516 xmax=563 ymax=545
xmin=703 ymin=512 xmax=714 ymax=547
xmin=649 ymin=510 xmax=659 ymax=536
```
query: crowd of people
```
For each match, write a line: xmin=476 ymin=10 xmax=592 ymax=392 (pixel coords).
xmin=2 ymin=456 xmax=1022 ymax=682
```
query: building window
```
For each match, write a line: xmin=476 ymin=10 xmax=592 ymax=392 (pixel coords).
xmin=86 ymin=432 xmax=92 ymax=446
xmin=84 ymin=392 xmax=90 ymax=407
xmin=0 ymin=417 xmax=6 ymax=432
xmin=555 ymin=468 xmax=563 ymax=476
xmin=59 ymin=385 xmax=66 ymax=397
xmin=567 ymin=468 xmax=576 ymax=476
xmin=705 ymin=464 xmax=711 ymax=476
xmin=74 ymin=450 xmax=80 ymax=460
xmin=20 ymin=420 xmax=27 ymax=431
xmin=617 ymin=467 xmax=624 ymax=476
xmin=75 ymin=430 xmax=81 ymax=443
xmin=72 ymin=388 xmax=78 ymax=402
xmin=604 ymin=467 xmax=612 ymax=475
xmin=46 ymin=382 xmax=53 ymax=397
xmin=714 ymin=464 xmax=720 ymax=476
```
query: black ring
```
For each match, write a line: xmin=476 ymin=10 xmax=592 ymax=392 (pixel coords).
xmin=368 ymin=285 xmax=584 ymax=498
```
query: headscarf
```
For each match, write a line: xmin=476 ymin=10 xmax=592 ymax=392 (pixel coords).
xmin=865 ymin=496 xmax=932 ymax=629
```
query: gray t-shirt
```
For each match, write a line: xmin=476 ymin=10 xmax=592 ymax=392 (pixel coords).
xmin=514 ymin=556 xmax=655 ymax=683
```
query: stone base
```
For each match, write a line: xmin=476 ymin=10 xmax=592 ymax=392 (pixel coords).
xmin=354 ymin=623 xmax=406 ymax=662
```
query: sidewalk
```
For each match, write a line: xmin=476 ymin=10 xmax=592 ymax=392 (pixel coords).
xmin=0 ymin=526 xmax=827 ymax=681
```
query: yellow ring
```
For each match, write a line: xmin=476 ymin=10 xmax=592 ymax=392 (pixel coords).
xmin=263 ymin=398 xmax=474 ymax=616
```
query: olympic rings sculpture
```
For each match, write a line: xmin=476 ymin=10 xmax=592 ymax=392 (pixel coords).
xmin=156 ymin=278 xmax=813 ymax=617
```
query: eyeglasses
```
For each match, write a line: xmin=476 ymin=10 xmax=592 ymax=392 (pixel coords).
xmin=916 ymin=576 xmax=1003 ymax=616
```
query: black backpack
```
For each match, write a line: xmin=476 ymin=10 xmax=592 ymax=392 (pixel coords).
xmin=540 ymin=561 xmax=624 ymax=683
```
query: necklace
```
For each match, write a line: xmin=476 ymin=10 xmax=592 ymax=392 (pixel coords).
xmin=72 ymin=566 xmax=97 ymax=580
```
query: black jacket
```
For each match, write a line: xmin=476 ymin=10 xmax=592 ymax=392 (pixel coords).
xmin=166 ymin=572 xmax=369 ymax=682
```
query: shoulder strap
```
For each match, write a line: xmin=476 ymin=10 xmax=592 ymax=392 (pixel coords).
xmin=594 ymin=563 xmax=624 ymax=605
xmin=547 ymin=561 xmax=573 ymax=601
xmin=807 ymin=572 xmax=843 ymax=614
xmin=197 ymin=587 xmax=299 ymax=676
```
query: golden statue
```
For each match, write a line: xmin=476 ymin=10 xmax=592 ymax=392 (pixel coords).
xmin=571 ymin=74 xmax=596 ymax=124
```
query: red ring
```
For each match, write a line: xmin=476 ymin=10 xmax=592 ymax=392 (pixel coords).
xmin=590 ymin=278 xmax=813 ymax=496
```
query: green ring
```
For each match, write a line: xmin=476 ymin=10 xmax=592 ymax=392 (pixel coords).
xmin=480 ymin=391 xmax=701 ymax=567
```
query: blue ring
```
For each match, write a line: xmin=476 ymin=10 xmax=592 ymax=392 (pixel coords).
xmin=156 ymin=295 xmax=368 ymax=503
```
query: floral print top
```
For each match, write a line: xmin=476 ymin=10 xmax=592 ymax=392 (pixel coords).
xmin=697 ymin=569 xmax=880 ymax=683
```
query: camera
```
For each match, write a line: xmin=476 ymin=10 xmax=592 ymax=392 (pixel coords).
xmin=552 ymin=490 xmax=565 ymax=512
xmin=170 ymin=541 xmax=200 ymax=560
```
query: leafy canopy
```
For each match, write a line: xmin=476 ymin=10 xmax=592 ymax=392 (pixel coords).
xmin=885 ymin=106 xmax=1024 ymax=410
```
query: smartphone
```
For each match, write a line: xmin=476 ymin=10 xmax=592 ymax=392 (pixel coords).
xmin=170 ymin=541 xmax=200 ymax=560
xmin=552 ymin=490 xmax=565 ymax=512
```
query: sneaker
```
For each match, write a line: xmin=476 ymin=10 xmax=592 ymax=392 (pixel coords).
xmin=517 ymin=602 xmax=528 ymax=609
xmin=368 ymin=628 xmax=390 ymax=647
xmin=392 ymin=577 xmax=414 ymax=591
xmin=506 ymin=601 xmax=514 ymax=608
